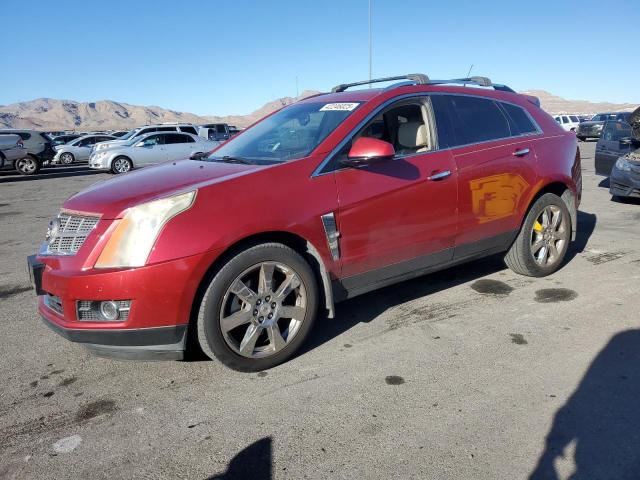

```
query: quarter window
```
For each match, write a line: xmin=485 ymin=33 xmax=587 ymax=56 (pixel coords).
xmin=500 ymin=103 xmax=538 ymax=135
xmin=180 ymin=126 xmax=198 ymax=135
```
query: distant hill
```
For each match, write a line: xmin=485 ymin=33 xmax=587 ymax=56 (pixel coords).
xmin=522 ymin=90 xmax=637 ymax=115
xmin=0 ymin=91 xmax=320 ymax=131
xmin=0 ymin=89 xmax=636 ymax=131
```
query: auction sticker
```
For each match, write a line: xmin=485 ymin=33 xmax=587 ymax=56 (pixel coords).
xmin=319 ymin=103 xmax=360 ymax=112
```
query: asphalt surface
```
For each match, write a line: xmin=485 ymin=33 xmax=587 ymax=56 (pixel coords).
xmin=1 ymin=143 xmax=639 ymax=479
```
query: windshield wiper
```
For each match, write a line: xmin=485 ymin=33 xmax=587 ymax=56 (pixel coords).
xmin=213 ymin=155 xmax=255 ymax=165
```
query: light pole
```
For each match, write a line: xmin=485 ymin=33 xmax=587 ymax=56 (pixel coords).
xmin=368 ymin=0 xmax=372 ymax=85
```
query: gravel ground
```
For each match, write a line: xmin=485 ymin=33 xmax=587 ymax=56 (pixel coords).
xmin=1 ymin=142 xmax=639 ymax=479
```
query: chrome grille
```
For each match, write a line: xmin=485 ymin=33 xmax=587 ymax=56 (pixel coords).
xmin=44 ymin=212 xmax=100 ymax=255
xmin=45 ymin=294 xmax=63 ymax=315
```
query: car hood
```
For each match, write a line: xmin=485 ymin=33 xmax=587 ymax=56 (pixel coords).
xmin=580 ymin=121 xmax=604 ymax=127
xmin=64 ymin=159 xmax=264 ymax=219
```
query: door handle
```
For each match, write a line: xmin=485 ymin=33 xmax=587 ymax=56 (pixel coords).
xmin=427 ymin=170 xmax=451 ymax=181
xmin=513 ymin=148 xmax=530 ymax=157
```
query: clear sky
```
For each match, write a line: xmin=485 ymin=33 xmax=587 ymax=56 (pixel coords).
xmin=3 ymin=0 xmax=639 ymax=116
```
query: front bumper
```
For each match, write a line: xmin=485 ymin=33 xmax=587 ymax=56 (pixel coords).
xmin=610 ymin=165 xmax=640 ymax=198
xmin=40 ymin=314 xmax=187 ymax=360
xmin=29 ymin=249 xmax=219 ymax=360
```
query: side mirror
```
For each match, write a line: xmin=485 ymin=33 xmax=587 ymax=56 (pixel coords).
xmin=190 ymin=151 xmax=207 ymax=160
xmin=340 ymin=137 xmax=395 ymax=167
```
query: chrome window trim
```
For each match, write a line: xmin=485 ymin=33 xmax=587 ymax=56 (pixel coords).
xmin=311 ymin=92 xmax=544 ymax=177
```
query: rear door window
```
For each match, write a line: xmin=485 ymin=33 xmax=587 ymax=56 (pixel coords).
xmin=165 ymin=133 xmax=194 ymax=144
xmin=434 ymin=95 xmax=511 ymax=146
xmin=570 ymin=116 xmax=579 ymax=122
xmin=562 ymin=116 xmax=570 ymax=123
xmin=180 ymin=126 xmax=198 ymax=135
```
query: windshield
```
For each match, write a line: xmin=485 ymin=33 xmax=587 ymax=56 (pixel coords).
xmin=208 ymin=101 xmax=360 ymax=163
xmin=591 ymin=114 xmax=614 ymax=122
xmin=119 ymin=129 xmax=139 ymax=140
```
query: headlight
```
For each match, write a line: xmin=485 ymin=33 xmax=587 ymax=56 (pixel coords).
xmin=615 ymin=157 xmax=631 ymax=172
xmin=95 ymin=191 xmax=196 ymax=268
xmin=595 ymin=124 xmax=603 ymax=130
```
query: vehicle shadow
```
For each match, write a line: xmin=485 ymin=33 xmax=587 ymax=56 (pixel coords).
xmin=302 ymin=210 xmax=596 ymax=357
xmin=300 ymin=253 xmax=508 ymax=356
xmin=563 ymin=210 xmax=597 ymax=264
xmin=0 ymin=165 xmax=101 ymax=184
xmin=207 ymin=437 xmax=272 ymax=480
xmin=529 ymin=329 xmax=640 ymax=479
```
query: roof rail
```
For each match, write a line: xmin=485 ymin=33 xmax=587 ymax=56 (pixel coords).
xmin=331 ymin=74 xmax=517 ymax=94
xmin=331 ymin=73 xmax=429 ymax=93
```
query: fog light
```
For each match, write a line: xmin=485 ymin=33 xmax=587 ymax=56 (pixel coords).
xmin=76 ymin=300 xmax=131 ymax=322
xmin=100 ymin=301 xmax=120 ymax=321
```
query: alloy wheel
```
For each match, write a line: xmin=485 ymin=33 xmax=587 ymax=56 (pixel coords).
xmin=17 ymin=157 xmax=37 ymax=174
xmin=60 ymin=153 xmax=74 ymax=164
xmin=219 ymin=262 xmax=307 ymax=358
xmin=530 ymin=205 xmax=568 ymax=266
xmin=113 ymin=158 xmax=131 ymax=173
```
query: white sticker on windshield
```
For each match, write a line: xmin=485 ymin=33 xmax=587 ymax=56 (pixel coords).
xmin=319 ymin=102 xmax=360 ymax=112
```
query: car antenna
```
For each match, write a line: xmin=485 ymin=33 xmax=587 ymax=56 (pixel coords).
xmin=465 ymin=64 xmax=474 ymax=87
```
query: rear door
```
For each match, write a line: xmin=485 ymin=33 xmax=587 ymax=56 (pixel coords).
xmin=329 ymin=96 xmax=458 ymax=288
xmin=595 ymin=121 xmax=633 ymax=175
xmin=431 ymin=95 xmax=540 ymax=260
xmin=163 ymin=133 xmax=198 ymax=160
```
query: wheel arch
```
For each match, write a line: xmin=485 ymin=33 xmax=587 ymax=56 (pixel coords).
xmin=526 ymin=181 xmax=577 ymax=240
xmin=187 ymin=230 xmax=335 ymax=347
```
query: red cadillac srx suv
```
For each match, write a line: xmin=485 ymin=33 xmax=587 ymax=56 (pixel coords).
xmin=28 ymin=74 xmax=582 ymax=371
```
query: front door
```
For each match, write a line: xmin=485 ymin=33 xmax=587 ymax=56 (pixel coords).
xmin=134 ymin=133 xmax=167 ymax=166
xmin=330 ymin=97 xmax=458 ymax=292
xmin=595 ymin=121 xmax=633 ymax=176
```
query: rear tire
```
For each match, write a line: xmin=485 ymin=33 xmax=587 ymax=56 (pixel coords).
xmin=504 ymin=193 xmax=572 ymax=277
xmin=14 ymin=155 xmax=41 ymax=175
xmin=196 ymin=243 xmax=318 ymax=372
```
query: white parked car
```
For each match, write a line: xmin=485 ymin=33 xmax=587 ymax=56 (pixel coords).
xmin=553 ymin=115 xmax=580 ymax=132
xmin=92 ymin=124 xmax=200 ymax=153
xmin=52 ymin=134 xmax=116 ymax=164
xmin=89 ymin=131 xmax=219 ymax=174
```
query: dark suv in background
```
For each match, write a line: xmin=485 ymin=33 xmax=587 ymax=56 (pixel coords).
xmin=0 ymin=129 xmax=55 ymax=175
xmin=577 ymin=112 xmax=631 ymax=141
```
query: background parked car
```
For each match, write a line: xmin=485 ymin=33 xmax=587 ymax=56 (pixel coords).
xmin=554 ymin=115 xmax=580 ymax=132
xmin=0 ymin=134 xmax=29 ymax=174
xmin=109 ymin=130 xmax=129 ymax=138
xmin=51 ymin=134 xmax=81 ymax=147
xmin=595 ymin=120 xmax=635 ymax=175
xmin=199 ymin=123 xmax=232 ymax=141
xmin=0 ymin=129 xmax=55 ymax=174
xmin=89 ymin=131 xmax=218 ymax=173
xmin=93 ymin=124 xmax=200 ymax=152
xmin=52 ymin=134 xmax=116 ymax=165
xmin=577 ymin=112 xmax=630 ymax=141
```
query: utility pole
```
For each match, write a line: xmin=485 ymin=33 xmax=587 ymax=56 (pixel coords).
xmin=368 ymin=0 xmax=372 ymax=85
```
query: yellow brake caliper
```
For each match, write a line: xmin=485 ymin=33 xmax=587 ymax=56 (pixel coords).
xmin=533 ymin=221 xmax=544 ymax=232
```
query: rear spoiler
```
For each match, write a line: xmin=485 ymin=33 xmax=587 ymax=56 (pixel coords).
xmin=522 ymin=94 xmax=541 ymax=108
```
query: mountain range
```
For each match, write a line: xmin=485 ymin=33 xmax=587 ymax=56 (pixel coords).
xmin=0 ymin=90 xmax=636 ymax=131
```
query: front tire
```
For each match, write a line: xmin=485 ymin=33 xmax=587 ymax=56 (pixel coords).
xmin=504 ymin=193 xmax=572 ymax=277
xmin=197 ymin=243 xmax=319 ymax=371
xmin=111 ymin=156 xmax=132 ymax=174
xmin=14 ymin=155 xmax=41 ymax=175
xmin=59 ymin=152 xmax=75 ymax=165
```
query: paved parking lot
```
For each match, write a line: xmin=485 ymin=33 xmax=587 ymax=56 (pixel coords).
xmin=1 ymin=142 xmax=639 ymax=479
